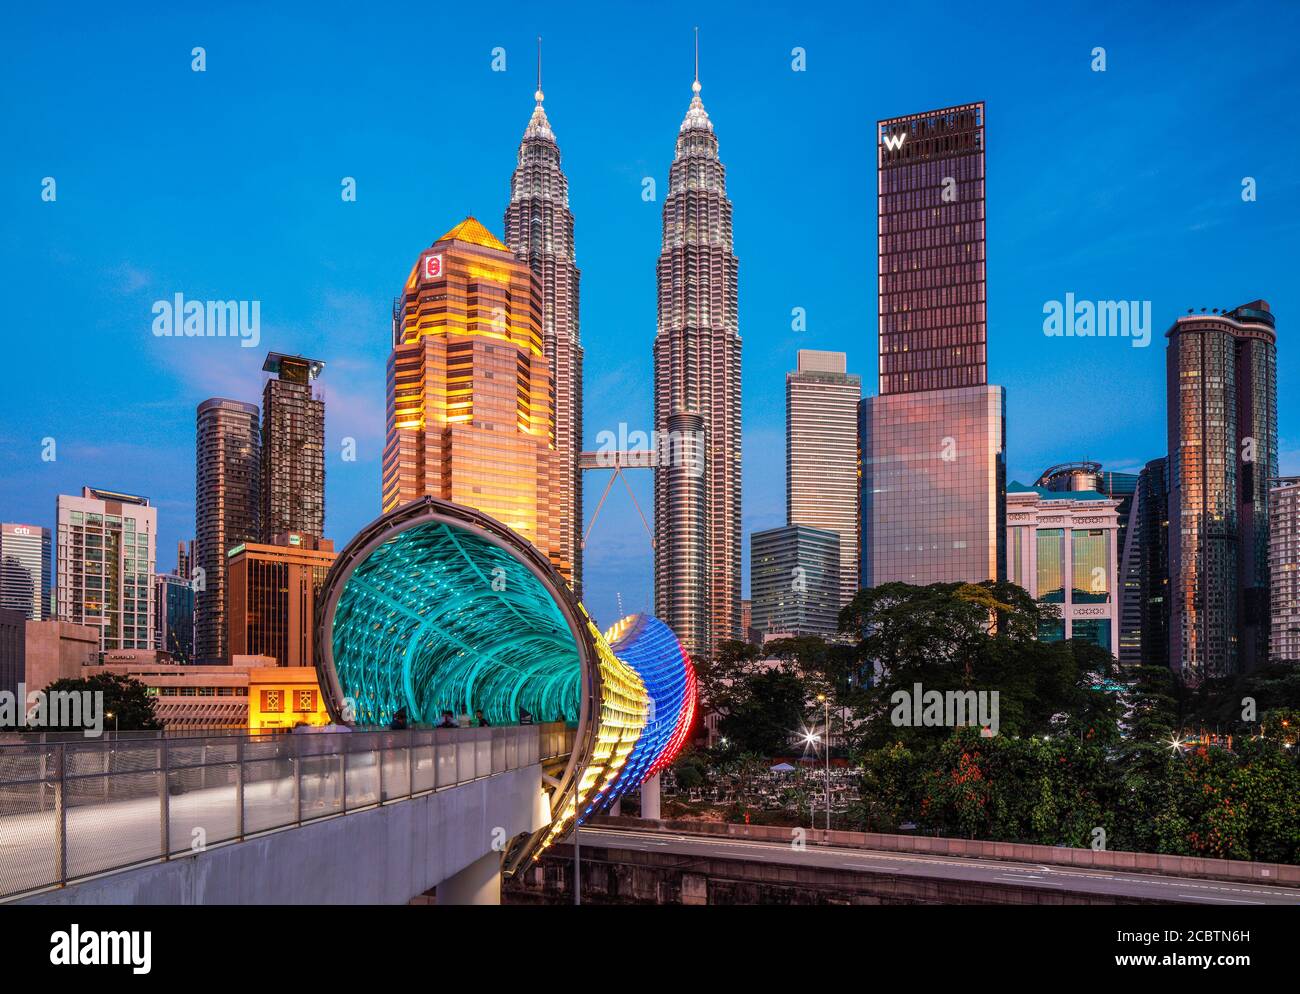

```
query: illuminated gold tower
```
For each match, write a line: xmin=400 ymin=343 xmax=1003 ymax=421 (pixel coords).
xmin=382 ymin=217 xmax=566 ymax=579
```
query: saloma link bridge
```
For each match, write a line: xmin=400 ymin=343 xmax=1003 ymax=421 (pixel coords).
xmin=318 ymin=496 xmax=698 ymax=874
xmin=3 ymin=496 xmax=695 ymax=906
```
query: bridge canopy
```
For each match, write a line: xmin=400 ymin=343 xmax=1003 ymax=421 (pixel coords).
xmin=322 ymin=505 xmax=585 ymax=728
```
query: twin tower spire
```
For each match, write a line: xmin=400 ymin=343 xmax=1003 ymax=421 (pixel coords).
xmin=505 ymin=31 xmax=740 ymax=655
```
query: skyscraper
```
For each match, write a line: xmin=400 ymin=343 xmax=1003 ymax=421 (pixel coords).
xmin=176 ymin=539 xmax=194 ymax=581
xmin=787 ymin=350 xmax=861 ymax=607
xmin=1269 ymin=477 xmax=1300 ymax=663
xmin=227 ymin=532 xmax=335 ymax=667
xmin=653 ymin=64 xmax=742 ymax=660
xmin=155 ymin=571 xmax=194 ymax=663
xmin=261 ymin=352 xmax=325 ymax=541
xmin=750 ymin=524 xmax=841 ymax=640
xmin=860 ymin=102 xmax=1005 ymax=589
xmin=1 ymin=523 xmax=51 ymax=620
xmin=196 ymin=398 xmax=261 ymax=663
xmin=55 ymin=487 xmax=157 ymax=653
xmin=1125 ymin=456 xmax=1170 ymax=670
xmin=382 ymin=217 xmax=565 ymax=575
xmin=504 ymin=66 xmax=583 ymax=598
xmin=1166 ymin=301 xmax=1277 ymax=680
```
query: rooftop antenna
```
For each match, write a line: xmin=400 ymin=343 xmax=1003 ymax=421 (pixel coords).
xmin=693 ymin=26 xmax=701 ymax=93
xmin=535 ymin=35 xmax=543 ymax=103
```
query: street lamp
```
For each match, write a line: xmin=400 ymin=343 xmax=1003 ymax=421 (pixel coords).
xmin=817 ymin=693 xmax=830 ymax=831
xmin=106 ymin=710 xmax=118 ymax=735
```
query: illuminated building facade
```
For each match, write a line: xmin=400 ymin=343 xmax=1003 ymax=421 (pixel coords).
xmin=227 ymin=533 xmax=335 ymax=668
xmin=196 ymin=398 xmax=261 ymax=663
xmin=1166 ymin=301 xmax=1277 ymax=680
xmin=247 ymin=666 xmax=330 ymax=731
xmin=504 ymin=84 xmax=583 ymax=598
xmin=861 ymin=102 xmax=1004 ymax=589
xmin=787 ymin=351 xmax=861 ymax=607
xmin=653 ymin=71 xmax=742 ymax=659
xmin=1269 ymin=478 xmax=1300 ymax=663
xmin=860 ymin=387 xmax=1006 ymax=587
xmin=1006 ymin=483 xmax=1120 ymax=652
xmin=55 ymin=487 xmax=157 ymax=654
xmin=382 ymin=217 xmax=566 ymax=580
xmin=1 ymin=522 xmax=51 ymax=621
xmin=261 ymin=352 xmax=325 ymax=541
xmin=1036 ymin=463 xmax=1140 ymax=660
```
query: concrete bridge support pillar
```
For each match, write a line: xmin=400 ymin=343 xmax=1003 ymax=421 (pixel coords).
xmin=437 ymin=851 xmax=502 ymax=905
xmin=641 ymin=772 xmax=661 ymax=821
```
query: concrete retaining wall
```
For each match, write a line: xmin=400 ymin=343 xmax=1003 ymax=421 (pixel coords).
xmin=592 ymin=815 xmax=1300 ymax=887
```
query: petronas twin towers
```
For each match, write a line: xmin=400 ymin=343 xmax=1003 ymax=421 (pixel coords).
xmin=503 ymin=59 xmax=740 ymax=657
xmin=504 ymin=81 xmax=585 ymax=599
xmin=416 ymin=52 xmax=741 ymax=658
xmin=652 ymin=75 xmax=742 ymax=660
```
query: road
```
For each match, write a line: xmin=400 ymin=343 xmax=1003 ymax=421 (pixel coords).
xmin=578 ymin=826 xmax=1300 ymax=905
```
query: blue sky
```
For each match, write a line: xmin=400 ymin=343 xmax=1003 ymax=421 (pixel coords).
xmin=2 ymin=0 xmax=1298 ymax=630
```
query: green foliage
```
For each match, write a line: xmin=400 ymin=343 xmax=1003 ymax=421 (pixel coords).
xmin=718 ymin=670 xmax=806 ymax=757
xmin=839 ymin=580 xmax=1119 ymax=747
xmin=35 ymin=673 xmax=162 ymax=732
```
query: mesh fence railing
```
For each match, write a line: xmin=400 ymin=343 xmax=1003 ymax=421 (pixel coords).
xmin=0 ymin=723 xmax=551 ymax=900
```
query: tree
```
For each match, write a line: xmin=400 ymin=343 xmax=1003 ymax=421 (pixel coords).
xmin=718 ymin=669 xmax=806 ymax=757
xmin=695 ymin=638 xmax=762 ymax=719
xmin=35 ymin=673 xmax=161 ymax=732
xmin=841 ymin=580 xmax=1119 ymax=747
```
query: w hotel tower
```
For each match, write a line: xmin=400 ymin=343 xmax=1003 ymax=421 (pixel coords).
xmin=382 ymin=218 xmax=567 ymax=581
xmin=860 ymin=102 xmax=1006 ymax=588
xmin=653 ymin=66 xmax=742 ymax=660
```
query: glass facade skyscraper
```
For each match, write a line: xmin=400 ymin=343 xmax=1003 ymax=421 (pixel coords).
xmin=1166 ymin=301 xmax=1276 ymax=680
xmin=196 ymin=398 xmax=261 ymax=664
xmin=653 ymin=73 xmax=742 ymax=659
xmin=861 ymin=102 xmax=1005 ymax=589
xmin=155 ymin=571 xmax=194 ymax=663
xmin=787 ymin=351 xmax=861 ymax=607
xmin=261 ymin=352 xmax=325 ymax=542
xmin=382 ymin=217 xmax=565 ymax=579
xmin=750 ymin=524 xmax=841 ymax=639
xmin=877 ymin=103 xmax=986 ymax=396
xmin=0 ymin=522 xmax=51 ymax=621
xmin=860 ymin=386 xmax=1006 ymax=587
xmin=504 ymin=84 xmax=583 ymax=598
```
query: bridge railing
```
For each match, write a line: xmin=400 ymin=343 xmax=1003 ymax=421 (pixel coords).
xmin=0 ymin=723 xmax=566 ymax=901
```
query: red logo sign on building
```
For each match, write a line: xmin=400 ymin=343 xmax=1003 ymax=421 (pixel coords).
xmin=423 ymin=254 xmax=443 ymax=280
